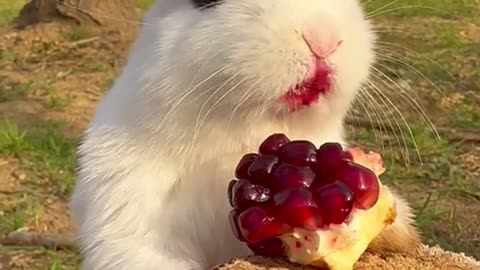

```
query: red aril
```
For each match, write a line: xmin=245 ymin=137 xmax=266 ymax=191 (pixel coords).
xmin=247 ymin=154 xmax=279 ymax=185
xmin=235 ymin=153 xmax=259 ymax=179
xmin=227 ymin=134 xmax=397 ymax=270
xmin=272 ymin=187 xmax=323 ymax=230
xmin=237 ymin=205 xmax=291 ymax=244
xmin=277 ymin=141 xmax=318 ymax=166
xmin=313 ymin=181 xmax=354 ymax=224
xmin=228 ymin=180 xmax=237 ymax=207
xmin=247 ymin=238 xmax=285 ymax=258
xmin=316 ymin=142 xmax=353 ymax=167
xmin=228 ymin=210 xmax=245 ymax=242
xmin=315 ymin=143 xmax=353 ymax=183
xmin=259 ymin=133 xmax=290 ymax=155
xmin=270 ymin=163 xmax=315 ymax=190
xmin=229 ymin=179 xmax=271 ymax=211
xmin=334 ymin=163 xmax=380 ymax=210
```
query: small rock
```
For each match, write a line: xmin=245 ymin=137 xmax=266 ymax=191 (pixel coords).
xmin=0 ymin=159 xmax=8 ymax=166
xmin=12 ymin=171 xmax=27 ymax=181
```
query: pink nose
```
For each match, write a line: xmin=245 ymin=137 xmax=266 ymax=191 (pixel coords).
xmin=302 ymin=16 xmax=343 ymax=59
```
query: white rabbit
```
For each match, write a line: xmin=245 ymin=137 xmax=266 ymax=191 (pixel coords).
xmin=69 ymin=0 xmax=420 ymax=269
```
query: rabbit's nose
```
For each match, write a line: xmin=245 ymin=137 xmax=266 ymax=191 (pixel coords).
xmin=302 ymin=16 xmax=343 ymax=59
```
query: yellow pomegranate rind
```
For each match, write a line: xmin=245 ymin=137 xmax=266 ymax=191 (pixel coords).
xmin=277 ymin=147 xmax=397 ymax=270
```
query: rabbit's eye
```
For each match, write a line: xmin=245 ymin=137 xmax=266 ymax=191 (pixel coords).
xmin=191 ymin=0 xmax=222 ymax=9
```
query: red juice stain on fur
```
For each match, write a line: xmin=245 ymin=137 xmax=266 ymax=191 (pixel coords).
xmin=282 ymin=64 xmax=333 ymax=111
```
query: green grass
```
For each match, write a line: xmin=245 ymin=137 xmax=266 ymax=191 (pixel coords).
xmin=0 ymin=0 xmax=25 ymax=26
xmin=0 ymin=81 xmax=33 ymax=102
xmin=0 ymin=0 xmax=154 ymax=26
xmin=0 ymin=193 xmax=34 ymax=232
xmin=45 ymin=250 xmax=80 ymax=270
xmin=0 ymin=118 xmax=77 ymax=270
xmin=453 ymin=103 xmax=480 ymax=128
xmin=0 ymin=119 xmax=77 ymax=196
xmin=349 ymin=1 xmax=480 ymax=254
xmin=364 ymin=0 xmax=479 ymax=17
xmin=351 ymin=126 xmax=480 ymax=256
xmin=62 ymin=26 xmax=96 ymax=42
xmin=136 ymin=0 xmax=155 ymax=10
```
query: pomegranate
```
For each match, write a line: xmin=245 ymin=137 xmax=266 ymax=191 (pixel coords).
xmin=227 ymin=134 xmax=397 ymax=270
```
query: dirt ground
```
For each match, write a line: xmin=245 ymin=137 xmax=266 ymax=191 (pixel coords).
xmin=0 ymin=1 xmax=479 ymax=269
xmin=0 ymin=21 xmax=139 ymax=269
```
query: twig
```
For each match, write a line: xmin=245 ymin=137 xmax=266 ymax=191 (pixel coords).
xmin=0 ymin=231 xmax=76 ymax=250
xmin=439 ymin=128 xmax=480 ymax=143
xmin=70 ymin=36 xmax=100 ymax=47
xmin=0 ymin=189 xmax=20 ymax=195
xmin=345 ymin=116 xmax=480 ymax=143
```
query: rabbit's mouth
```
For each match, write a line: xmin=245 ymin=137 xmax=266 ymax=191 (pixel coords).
xmin=281 ymin=62 xmax=333 ymax=112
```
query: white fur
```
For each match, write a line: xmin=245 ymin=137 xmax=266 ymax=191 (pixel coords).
xmin=69 ymin=0 xmax=381 ymax=269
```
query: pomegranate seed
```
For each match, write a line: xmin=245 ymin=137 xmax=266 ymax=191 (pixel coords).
xmin=230 ymin=179 xmax=271 ymax=211
xmin=228 ymin=180 xmax=238 ymax=207
xmin=315 ymin=143 xmax=353 ymax=179
xmin=271 ymin=163 xmax=315 ymax=190
xmin=273 ymin=188 xmax=316 ymax=208
xmin=273 ymin=188 xmax=323 ymax=230
xmin=314 ymin=181 xmax=354 ymax=224
xmin=283 ymin=206 xmax=323 ymax=230
xmin=237 ymin=206 xmax=292 ymax=243
xmin=335 ymin=163 xmax=379 ymax=210
xmin=316 ymin=142 xmax=352 ymax=164
xmin=278 ymin=141 xmax=318 ymax=166
xmin=259 ymin=134 xmax=290 ymax=155
xmin=235 ymin=153 xmax=259 ymax=179
xmin=229 ymin=210 xmax=246 ymax=242
xmin=247 ymin=238 xmax=285 ymax=257
xmin=229 ymin=135 xmax=383 ymax=254
xmin=247 ymin=154 xmax=279 ymax=184
xmin=311 ymin=160 xmax=351 ymax=190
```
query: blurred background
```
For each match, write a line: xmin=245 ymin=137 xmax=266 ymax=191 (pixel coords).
xmin=0 ymin=0 xmax=478 ymax=269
